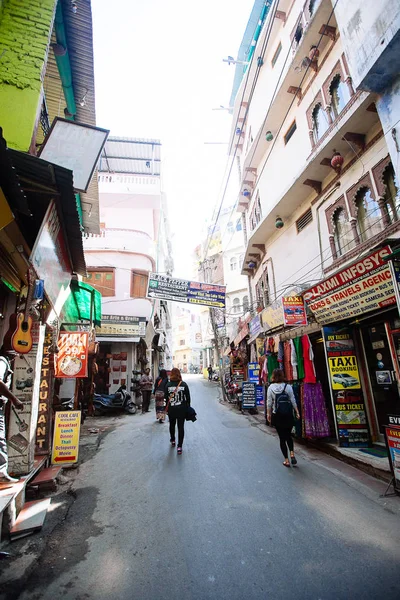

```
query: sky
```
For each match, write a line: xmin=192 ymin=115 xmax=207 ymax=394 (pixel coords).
xmin=92 ymin=0 xmax=255 ymax=278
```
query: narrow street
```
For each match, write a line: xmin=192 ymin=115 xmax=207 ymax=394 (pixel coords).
xmin=7 ymin=375 xmax=400 ymax=600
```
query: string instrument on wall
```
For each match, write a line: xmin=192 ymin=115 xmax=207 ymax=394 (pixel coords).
xmin=10 ymin=268 xmax=35 ymax=354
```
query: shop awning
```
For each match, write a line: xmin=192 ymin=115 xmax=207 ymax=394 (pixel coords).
xmin=62 ymin=280 xmax=102 ymax=327
xmin=280 ymin=322 xmax=321 ymax=342
xmin=97 ymin=337 xmax=140 ymax=343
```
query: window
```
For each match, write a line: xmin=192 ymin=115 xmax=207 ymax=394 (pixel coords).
xmin=84 ymin=269 xmax=115 ymax=297
xmin=296 ymin=208 xmax=313 ymax=233
xmin=312 ymin=104 xmax=329 ymax=142
xmin=230 ymin=257 xmax=238 ymax=271
xmin=130 ymin=271 xmax=148 ymax=298
xmin=383 ymin=164 xmax=400 ymax=223
xmin=330 ymin=75 xmax=350 ymax=119
xmin=284 ymin=120 xmax=297 ymax=145
xmin=179 ymin=339 xmax=185 ymax=346
xmin=243 ymin=295 xmax=249 ymax=313
xmin=308 ymin=0 xmax=320 ymax=17
xmin=232 ymin=298 xmax=240 ymax=314
xmin=293 ymin=22 xmax=303 ymax=46
xmin=271 ymin=42 xmax=282 ymax=68
xmin=255 ymin=269 xmax=270 ymax=309
xmin=333 ymin=209 xmax=354 ymax=257
xmin=355 ymin=188 xmax=383 ymax=242
xmin=183 ymin=354 xmax=186 ymax=360
xmin=239 ymin=254 xmax=244 ymax=266
xmin=227 ymin=221 xmax=234 ymax=234
xmin=250 ymin=194 xmax=262 ymax=231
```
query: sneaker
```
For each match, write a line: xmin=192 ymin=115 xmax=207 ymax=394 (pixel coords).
xmin=0 ymin=473 xmax=19 ymax=483
xmin=177 ymin=447 xmax=182 ymax=455
xmin=171 ymin=440 xmax=176 ymax=447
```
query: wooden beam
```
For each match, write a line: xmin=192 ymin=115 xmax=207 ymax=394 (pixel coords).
xmin=366 ymin=102 xmax=378 ymax=113
xmin=246 ymin=167 xmax=257 ymax=174
xmin=242 ymin=180 xmax=255 ymax=186
xmin=253 ymin=244 xmax=266 ymax=254
xmin=249 ymin=253 xmax=261 ymax=261
xmin=275 ymin=10 xmax=286 ymax=23
xmin=287 ymin=86 xmax=302 ymax=100
xmin=303 ymin=179 xmax=322 ymax=194
xmin=320 ymin=158 xmax=333 ymax=167
xmin=319 ymin=24 xmax=337 ymax=41
xmin=342 ymin=132 xmax=366 ymax=151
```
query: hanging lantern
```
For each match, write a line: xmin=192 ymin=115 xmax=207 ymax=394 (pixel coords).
xmin=275 ymin=216 xmax=284 ymax=229
xmin=236 ymin=128 xmax=242 ymax=135
xmin=265 ymin=131 xmax=273 ymax=142
xmin=248 ymin=261 xmax=256 ymax=269
xmin=309 ymin=45 xmax=320 ymax=62
xmin=257 ymin=56 xmax=264 ymax=67
xmin=243 ymin=189 xmax=250 ymax=197
xmin=331 ymin=149 xmax=344 ymax=172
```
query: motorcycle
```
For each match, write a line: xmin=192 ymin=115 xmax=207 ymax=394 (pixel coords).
xmin=93 ymin=386 xmax=137 ymax=415
xmin=212 ymin=372 xmax=219 ymax=382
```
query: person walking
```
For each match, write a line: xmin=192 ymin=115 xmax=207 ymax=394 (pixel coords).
xmin=153 ymin=369 xmax=169 ymax=423
xmin=139 ymin=368 xmax=153 ymax=414
xmin=0 ymin=348 xmax=24 ymax=483
xmin=165 ymin=368 xmax=191 ymax=455
xmin=207 ymin=365 xmax=213 ymax=381
xmin=267 ymin=368 xmax=300 ymax=467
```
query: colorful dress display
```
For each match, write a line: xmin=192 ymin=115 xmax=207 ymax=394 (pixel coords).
xmin=301 ymin=335 xmax=316 ymax=384
xmin=302 ymin=383 xmax=331 ymax=438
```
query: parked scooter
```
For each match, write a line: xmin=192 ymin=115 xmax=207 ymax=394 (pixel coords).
xmin=93 ymin=385 xmax=137 ymax=415
xmin=226 ymin=377 xmax=240 ymax=404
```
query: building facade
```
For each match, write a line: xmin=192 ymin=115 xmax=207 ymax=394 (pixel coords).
xmin=83 ymin=137 xmax=173 ymax=393
xmin=171 ymin=305 xmax=203 ymax=373
xmin=227 ymin=0 xmax=400 ymax=446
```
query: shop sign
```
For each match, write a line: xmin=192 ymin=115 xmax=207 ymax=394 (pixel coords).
xmin=261 ymin=300 xmax=284 ymax=332
xmin=8 ymin=324 xmax=46 ymax=475
xmin=96 ymin=315 xmax=146 ymax=337
xmin=35 ymin=326 xmax=54 ymax=455
xmin=282 ymin=296 xmax=307 ymax=327
xmin=30 ymin=200 xmax=72 ymax=317
xmin=242 ymin=382 xmax=257 ymax=409
xmin=385 ymin=425 xmax=400 ymax=493
xmin=248 ymin=362 xmax=260 ymax=383
xmin=51 ymin=410 xmax=81 ymax=464
xmin=55 ymin=332 xmax=89 ymax=378
xmin=303 ymin=246 xmax=395 ymax=324
xmin=256 ymin=338 xmax=265 ymax=359
xmin=147 ymin=273 xmax=226 ymax=308
xmin=249 ymin=315 xmax=262 ymax=338
xmin=323 ymin=326 xmax=371 ymax=448
xmin=388 ymin=257 xmax=400 ymax=318
xmin=256 ymin=386 xmax=264 ymax=406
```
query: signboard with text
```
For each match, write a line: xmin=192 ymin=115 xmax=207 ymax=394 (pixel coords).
xmin=242 ymin=382 xmax=257 ymax=409
xmin=147 ymin=273 xmax=226 ymax=308
xmin=261 ymin=301 xmax=284 ymax=332
xmin=248 ymin=363 xmax=260 ymax=383
xmin=249 ymin=315 xmax=262 ymax=338
xmin=55 ymin=332 xmax=89 ymax=378
xmin=385 ymin=425 xmax=400 ymax=493
xmin=51 ymin=411 xmax=81 ymax=464
xmin=323 ymin=326 xmax=371 ymax=447
xmin=303 ymin=247 xmax=395 ymax=324
xmin=35 ymin=326 xmax=54 ymax=455
xmin=282 ymin=296 xmax=307 ymax=327
xmin=96 ymin=315 xmax=146 ymax=337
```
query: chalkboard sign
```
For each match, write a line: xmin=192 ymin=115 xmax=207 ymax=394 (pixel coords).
xmin=242 ymin=382 xmax=257 ymax=409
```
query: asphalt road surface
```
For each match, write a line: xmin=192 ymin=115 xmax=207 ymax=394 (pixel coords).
xmin=16 ymin=376 xmax=400 ymax=599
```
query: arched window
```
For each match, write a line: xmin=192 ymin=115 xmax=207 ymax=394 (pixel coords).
xmin=383 ymin=163 xmax=399 ymax=223
xmin=330 ymin=74 xmax=351 ymax=119
xmin=230 ymin=257 xmax=238 ymax=271
xmin=312 ymin=103 xmax=329 ymax=142
xmin=233 ymin=298 xmax=240 ymax=314
xmin=294 ymin=22 xmax=303 ymax=45
xmin=243 ymin=295 xmax=249 ymax=312
xmin=333 ymin=208 xmax=354 ymax=256
xmin=239 ymin=254 xmax=244 ymax=266
xmin=227 ymin=221 xmax=234 ymax=234
xmin=355 ymin=188 xmax=383 ymax=242
xmin=309 ymin=0 xmax=320 ymax=17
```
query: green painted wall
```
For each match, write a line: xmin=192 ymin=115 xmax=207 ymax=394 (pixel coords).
xmin=0 ymin=0 xmax=57 ymax=151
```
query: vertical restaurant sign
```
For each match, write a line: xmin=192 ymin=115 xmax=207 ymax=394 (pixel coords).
xmin=56 ymin=332 xmax=89 ymax=378
xmin=249 ymin=315 xmax=262 ymax=338
xmin=385 ymin=425 xmax=400 ymax=493
xmin=30 ymin=200 xmax=72 ymax=317
xmin=36 ymin=326 xmax=54 ymax=455
xmin=323 ymin=326 xmax=371 ymax=448
xmin=51 ymin=411 xmax=81 ymax=464
xmin=303 ymin=246 xmax=395 ymax=324
xmin=282 ymin=296 xmax=307 ymax=327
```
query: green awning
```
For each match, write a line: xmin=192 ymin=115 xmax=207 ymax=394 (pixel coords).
xmin=62 ymin=280 xmax=102 ymax=327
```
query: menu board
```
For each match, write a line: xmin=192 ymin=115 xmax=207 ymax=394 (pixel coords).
xmin=323 ymin=326 xmax=371 ymax=447
xmin=242 ymin=382 xmax=257 ymax=409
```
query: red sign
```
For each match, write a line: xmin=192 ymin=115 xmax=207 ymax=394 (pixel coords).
xmin=282 ymin=296 xmax=307 ymax=327
xmin=55 ymin=332 xmax=89 ymax=378
xmin=385 ymin=425 xmax=400 ymax=492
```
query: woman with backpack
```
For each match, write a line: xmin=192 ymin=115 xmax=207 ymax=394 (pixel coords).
xmin=267 ymin=369 xmax=300 ymax=467
xmin=153 ymin=369 xmax=169 ymax=423
xmin=165 ymin=368 xmax=191 ymax=455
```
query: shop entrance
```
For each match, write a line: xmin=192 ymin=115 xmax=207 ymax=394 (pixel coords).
xmin=361 ymin=320 xmax=400 ymax=436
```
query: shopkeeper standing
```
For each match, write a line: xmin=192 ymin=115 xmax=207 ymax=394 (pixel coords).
xmin=0 ymin=348 xmax=24 ymax=483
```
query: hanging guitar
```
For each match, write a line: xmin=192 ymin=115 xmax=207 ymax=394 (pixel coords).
xmin=11 ymin=268 xmax=35 ymax=354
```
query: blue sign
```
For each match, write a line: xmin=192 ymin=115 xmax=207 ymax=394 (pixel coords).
xmin=248 ymin=362 xmax=260 ymax=383
xmin=256 ymin=385 xmax=264 ymax=406
xmin=147 ymin=272 xmax=226 ymax=308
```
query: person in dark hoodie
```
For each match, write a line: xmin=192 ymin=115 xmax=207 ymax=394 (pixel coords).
xmin=165 ymin=368 xmax=191 ymax=455
xmin=153 ymin=369 xmax=169 ymax=423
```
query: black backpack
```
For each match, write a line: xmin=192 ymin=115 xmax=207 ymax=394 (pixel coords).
xmin=274 ymin=384 xmax=292 ymax=417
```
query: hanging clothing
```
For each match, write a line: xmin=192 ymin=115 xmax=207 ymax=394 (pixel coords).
xmin=293 ymin=337 xmax=305 ymax=380
xmin=283 ymin=341 xmax=293 ymax=381
xmin=290 ymin=340 xmax=298 ymax=380
xmin=302 ymin=335 xmax=316 ymax=384
xmin=302 ymin=383 xmax=331 ymax=438
xmin=277 ymin=341 xmax=284 ymax=366
xmin=292 ymin=382 xmax=302 ymax=438
xmin=267 ymin=353 xmax=279 ymax=382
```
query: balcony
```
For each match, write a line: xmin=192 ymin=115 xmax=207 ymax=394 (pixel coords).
xmin=84 ymin=228 xmax=156 ymax=264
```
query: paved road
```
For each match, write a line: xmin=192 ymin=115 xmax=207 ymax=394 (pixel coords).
xmin=17 ymin=376 xmax=400 ymax=599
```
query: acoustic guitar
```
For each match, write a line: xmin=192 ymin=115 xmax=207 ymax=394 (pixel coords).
xmin=11 ymin=269 xmax=35 ymax=354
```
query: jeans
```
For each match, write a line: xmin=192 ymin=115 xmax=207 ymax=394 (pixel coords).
xmin=141 ymin=390 xmax=151 ymax=413
xmin=169 ymin=412 xmax=185 ymax=447
xmin=275 ymin=425 xmax=294 ymax=459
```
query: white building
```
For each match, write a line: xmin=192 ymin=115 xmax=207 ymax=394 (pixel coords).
xmin=83 ymin=137 xmax=173 ymax=394
xmin=171 ymin=305 xmax=203 ymax=373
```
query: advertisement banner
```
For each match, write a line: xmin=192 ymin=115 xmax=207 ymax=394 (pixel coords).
xmin=51 ymin=411 xmax=81 ymax=464
xmin=303 ymin=247 xmax=395 ymax=324
xmin=96 ymin=315 xmax=146 ymax=338
xmin=256 ymin=338 xmax=265 ymax=359
xmin=385 ymin=425 xmax=400 ymax=492
xmin=323 ymin=326 xmax=371 ymax=447
xmin=147 ymin=273 xmax=226 ymax=308
xmin=261 ymin=300 xmax=284 ymax=332
xmin=248 ymin=362 xmax=260 ymax=383
xmin=249 ymin=315 xmax=262 ymax=338
xmin=256 ymin=386 xmax=264 ymax=406
xmin=282 ymin=296 xmax=307 ymax=327
xmin=56 ymin=332 xmax=89 ymax=378
xmin=242 ymin=382 xmax=257 ymax=409
xmin=36 ymin=326 xmax=54 ymax=455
